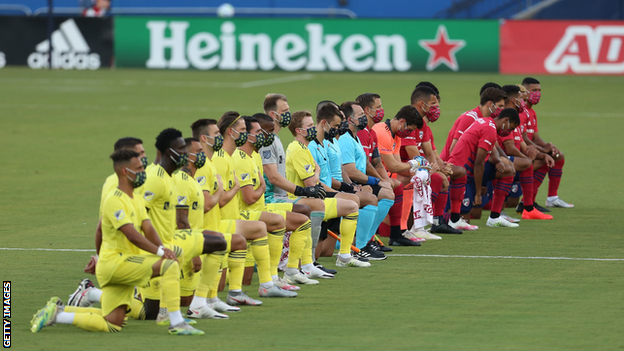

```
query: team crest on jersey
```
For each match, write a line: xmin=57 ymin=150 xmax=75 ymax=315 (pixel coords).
xmin=241 ymin=173 xmax=250 ymax=181
xmin=304 ymin=164 xmax=312 ymax=172
xmin=192 ymin=202 xmax=198 ymax=210
xmin=177 ymin=196 xmax=187 ymax=206
xmin=262 ymin=150 xmax=271 ymax=159
xmin=462 ymin=198 xmax=470 ymax=207
xmin=144 ymin=191 xmax=155 ymax=201
xmin=114 ymin=210 xmax=125 ymax=221
xmin=164 ymin=202 xmax=170 ymax=210
xmin=197 ymin=176 xmax=206 ymax=186
xmin=419 ymin=131 xmax=424 ymax=139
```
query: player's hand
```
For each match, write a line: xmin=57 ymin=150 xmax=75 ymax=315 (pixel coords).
xmin=162 ymin=248 xmax=177 ymax=261
xmin=232 ymin=171 xmax=240 ymax=189
xmin=495 ymin=161 xmax=506 ymax=173
xmin=551 ymin=146 xmax=560 ymax=158
xmin=216 ymin=174 xmax=224 ymax=190
xmin=258 ymin=171 xmax=266 ymax=190
xmin=443 ymin=162 xmax=453 ymax=175
xmin=545 ymin=154 xmax=555 ymax=167
xmin=430 ymin=162 xmax=440 ymax=174
xmin=84 ymin=255 xmax=97 ymax=275
xmin=191 ymin=256 xmax=202 ymax=272
xmin=474 ymin=193 xmax=482 ymax=207
xmin=437 ymin=172 xmax=450 ymax=191
xmin=316 ymin=184 xmax=327 ymax=200
xmin=379 ymin=180 xmax=392 ymax=189
xmin=526 ymin=147 xmax=539 ymax=161
xmin=543 ymin=143 xmax=553 ymax=153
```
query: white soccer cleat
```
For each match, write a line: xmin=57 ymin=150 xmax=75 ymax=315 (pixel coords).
xmin=501 ymin=211 xmax=521 ymax=223
xmin=283 ymin=271 xmax=319 ymax=285
xmin=274 ymin=276 xmax=301 ymax=290
xmin=449 ymin=218 xmax=479 ymax=231
xmin=302 ymin=266 xmax=335 ymax=279
xmin=186 ymin=304 xmax=229 ymax=319
xmin=402 ymin=230 xmax=427 ymax=242
xmin=207 ymin=298 xmax=241 ymax=313
xmin=409 ymin=228 xmax=442 ymax=240
xmin=486 ymin=216 xmax=520 ymax=228
xmin=336 ymin=256 xmax=371 ymax=268
xmin=546 ymin=197 xmax=574 ymax=208
xmin=67 ymin=279 xmax=95 ymax=307
xmin=259 ymin=284 xmax=298 ymax=298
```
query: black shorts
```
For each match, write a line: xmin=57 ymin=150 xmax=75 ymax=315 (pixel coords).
xmin=369 ymin=184 xmax=382 ymax=196
xmin=319 ymin=218 xmax=341 ymax=240
xmin=324 ymin=191 xmax=337 ymax=198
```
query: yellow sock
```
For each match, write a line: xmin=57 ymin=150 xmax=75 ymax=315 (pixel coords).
xmin=63 ymin=306 xmax=101 ymax=314
xmin=245 ymin=241 xmax=255 ymax=268
xmin=301 ymin=232 xmax=313 ymax=266
xmin=126 ymin=297 xmax=146 ymax=320
xmin=209 ymin=254 xmax=228 ymax=298
xmin=160 ymin=259 xmax=181 ymax=313
xmin=250 ymin=237 xmax=271 ymax=284
xmin=195 ymin=252 xmax=225 ymax=298
xmin=228 ymin=250 xmax=246 ymax=291
xmin=72 ymin=313 xmax=121 ymax=332
xmin=339 ymin=212 xmax=358 ymax=254
xmin=267 ymin=228 xmax=285 ymax=277
xmin=288 ymin=220 xmax=311 ymax=268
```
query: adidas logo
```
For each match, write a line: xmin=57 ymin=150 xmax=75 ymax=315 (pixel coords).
xmin=27 ymin=19 xmax=100 ymax=70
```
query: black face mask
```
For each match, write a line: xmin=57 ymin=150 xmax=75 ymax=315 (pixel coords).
xmin=351 ymin=115 xmax=368 ymax=130
xmin=338 ymin=120 xmax=349 ymax=135
xmin=326 ymin=126 xmax=340 ymax=139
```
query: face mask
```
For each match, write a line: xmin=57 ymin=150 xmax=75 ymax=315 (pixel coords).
xmin=352 ymin=115 xmax=368 ymax=130
xmin=262 ymin=129 xmax=276 ymax=147
xmin=126 ymin=168 xmax=146 ymax=188
xmin=169 ymin=148 xmax=189 ymax=168
xmin=277 ymin=111 xmax=292 ymax=127
xmin=250 ymin=133 xmax=266 ymax=149
xmin=324 ymin=122 xmax=339 ymax=139
xmin=189 ymin=151 xmax=206 ymax=169
xmin=369 ymin=108 xmax=385 ymax=123
xmin=497 ymin=121 xmax=512 ymax=137
xmin=515 ymin=98 xmax=526 ymax=113
xmin=338 ymin=120 xmax=349 ymax=135
xmin=424 ymin=103 xmax=440 ymax=123
xmin=301 ymin=126 xmax=317 ymax=141
xmin=489 ymin=104 xmax=502 ymax=119
xmin=206 ymin=134 xmax=224 ymax=152
xmin=528 ymin=91 xmax=541 ymax=105
xmin=395 ymin=123 xmax=412 ymax=138
xmin=140 ymin=156 xmax=148 ymax=169
xmin=231 ymin=129 xmax=248 ymax=147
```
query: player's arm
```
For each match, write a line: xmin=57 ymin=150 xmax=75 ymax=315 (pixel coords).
xmin=380 ymin=152 xmax=411 ymax=174
xmin=503 ymin=140 xmax=525 ymax=158
xmin=218 ymin=171 xmax=240 ymax=207
xmin=95 ymin=218 xmax=102 ymax=255
xmin=344 ymin=163 xmax=371 ymax=184
xmin=263 ymin=163 xmax=297 ymax=193
xmin=341 ymin=168 xmax=353 ymax=185
xmin=473 ymin=148 xmax=488 ymax=200
xmin=241 ymin=172 xmax=266 ymax=205
xmin=495 ymin=142 xmax=508 ymax=158
xmin=141 ymin=219 xmax=164 ymax=247
xmin=121 ymin=223 xmax=164 ymax=256
xmin=366 ymin=159 xmax=383 ymax=179
xmin=448 ymin=138 xmax=459 ymax=155
xmin=203 ymin=175 xmax=224 ymax=213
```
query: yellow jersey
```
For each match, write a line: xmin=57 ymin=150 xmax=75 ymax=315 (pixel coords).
xmin=195 ymin=157 xmax=221 ymax=231
xmin=99 ymin=164 xmax=155 ymax=218
xmin=142 ymin=164 xmax=177 ymax=245
xmin=285 ymin=141 xmax=316 ymax=199
xmin=100 ymin=188 xmax=150 ymax=258
xmin=212 ymin=149 xmax=240 ymax=220
xmin=233 ymin=149 xmax=264 ymax=212
xmin=173 ymin=169 xmax=204 ymax=230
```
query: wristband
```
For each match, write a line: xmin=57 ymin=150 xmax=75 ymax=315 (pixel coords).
xmin=339 ymin=182 xmax=355 ymax=193
xmin=366 ymin=176 xmax=380 ymax=186
xmin=156 ymin=245 xmax=165 ymax=257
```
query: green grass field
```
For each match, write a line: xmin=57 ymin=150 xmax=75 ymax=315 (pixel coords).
xmin=1 ymin=67 xmax=624 ymax=350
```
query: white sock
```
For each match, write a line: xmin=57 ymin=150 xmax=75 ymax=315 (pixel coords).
xmin=339 ymin=253 xmax=351 ymax=260
xmin=547 ymin=196 xmax=559 ymax=201
xmin=271 ymin=274 xmax=279 ymax=281
xmin=301 ymin=263 xmax=314 ymax=272
xmin=259 ymin=281 xmax=274 ymax=289
xmin=285 ymin=267 xmax=299 ymax=276
xmin=87 ymin=288 xmax=102 ymax=303
xmin=56 ymin=312 xmax=75 ymax=325
xmin=229 ymin=289 xmax=242 ymax=294
xmin=207 ymin=297 xmax=218 ymax=304
xmin=189 ymin=296 xmax=206 ymax=310
xmin=169 ymin=310 xmax=184 ymax=326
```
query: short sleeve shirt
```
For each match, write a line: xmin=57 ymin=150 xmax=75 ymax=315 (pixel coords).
xmin=233 ymin=149 xmax=265 ymax=212
xmin=447 ymin=117 xmax=497 ymax=177
xmin=372 ymin=121 xmax=401 ymax=155
xmin=308 ymin=139 xmax=332 ymax=187
xmin=325 ymin=138 xmax=343 ymax=182
xmin=338 ymin=130 xmax=367 ymax=174
xmin=285 ymin=141 xmax=316 ymax=198
xmin=259 ymin=135 xmax=288 ymax=198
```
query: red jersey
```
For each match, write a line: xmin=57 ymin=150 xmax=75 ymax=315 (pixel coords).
xmin=357 ymin=125 xmax=379 ymax=163
xmin=440 ymin=106 xmax=482 ymax=161
xmin=447 ymin=117 xmax=497 ymax=177
xmin=525 ymin=107 xmax=538 ymax=141
xmin=399 ymin=126 xmax=431 ymax=162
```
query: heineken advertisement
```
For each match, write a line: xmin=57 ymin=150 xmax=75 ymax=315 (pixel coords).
xmin=115 ymin=17 xmax=499 ymax=72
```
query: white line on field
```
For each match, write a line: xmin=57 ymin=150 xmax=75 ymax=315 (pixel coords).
xmin=0 ymin=247 xmax=94 ymax=252
xmin=239 ymin=74 xmax=314 ymax=88
xmin=385 ymin=254 xmax=624 ymax=261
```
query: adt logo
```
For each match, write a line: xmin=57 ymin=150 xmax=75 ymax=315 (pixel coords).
xmin=544 ymin=25 xmax=624 ymax=74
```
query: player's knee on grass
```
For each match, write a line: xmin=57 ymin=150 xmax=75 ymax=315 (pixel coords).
xmin=554 ymin=151 xmax=564 ymax=161
xmin=105 ymin=306 xmax=128 ymax=327
xmin=202 ymin=232 xmax=227 ymax=253
xmin=292 ymin=203 xmax=311 ymax=217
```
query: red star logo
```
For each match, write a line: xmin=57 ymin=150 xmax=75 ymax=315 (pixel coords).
xmin=419 ymin=25 xmax=466 ymax=71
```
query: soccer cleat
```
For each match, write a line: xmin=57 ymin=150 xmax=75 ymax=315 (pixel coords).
xmin=352 ymin=250 xmax=371 ymax=262
xmin=226 ymin=292 xmax=263 ymax=306
xmin=501 ymin=211 xmax=521 ymax=223
xmin=274 ymin=276 xmax=301 ymax=291
xmin=357 ymin=245 xmax=387 ymax=261
xmin=336 ymin=256 xmax=371 ymax=268
xmin=156 ymin=313 xmax=197 ymax=325
xmin=402 ymin=230 xmax=427 ymax=242
xmin=31 ymin=297 xmax=61 ymax=333
xmin=431 ymin=221 xmax=463 ymax=234
xmin=486 ymin=216 xmax=520 ymax=228
xmin=373 ymin=235 xmax=393 ymax=252
xmin=546 ymin=197 xmax=574 ymax=208
xmin=515 ymin=202 xmax=525 ymax=214
xmin=410 ymin=228 xmax=442 ymax=240
xmin=522 ymin=209 xmax=553 ymax=220
xmin=449 ymin=218 xmax=479 ymax=231
xmin=284 ymin=271 xmax=319 ymax=285
xmin=259 ymin=284 xmax=298 ymax=298
xmin=388 ymin=236 xmax=421 ymax=246
xmin=168 ymin=322 xmax=205 ymax=335
xmin=534 ymin=203 xmax=551 ymax=213
xmin=302 ymin=266 xmax=335 ymax=279
xmin=207 ymin=298 xmax=241 ymax=313
xmin=186 ymin=305 xmax=229 ymax=319
xmin=314 ymin=262 xmax=338 ymax=275
xmin=67 ymin=278 xmax=96 ymax=307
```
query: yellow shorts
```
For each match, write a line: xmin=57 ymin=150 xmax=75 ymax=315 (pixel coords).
xmin=265 ymin=203 xmax=291 ymax=221
xmin=323 ymin=198 xmax=339 ymax=220
xmin=239 ymin=210 xmax=262 ymax=221
xmin=138 ymin=244 xmax=182 ymax=301
xmin=174 ymin=229 xmax=205 ymax=295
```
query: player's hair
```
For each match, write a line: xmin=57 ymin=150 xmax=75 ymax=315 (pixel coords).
xmin=394 ymin=105 xmax=423 ymax=129
xmin=110 ymin=149 xmax=139 ymax=166
xmin=243 ymin=116 xmax=260 ymax=133
xmin=480 ymin=82 xmax=502 ymax=96
xmin=496 ymin=108 xmax=521 ymax=125
xmin=415 ymin=81 xmax=440 ymax=100
xmin=501 ymin=84 xmax=521 ymax=98
xmin=113 ymin=137 xmax=143 ymax=151
xmin=252 ymin=112 xmax=273 ymax=127
xmin=340 ymin=101 xmax=359 ymax=117
xmin=522 ymin=77 xmax=540 ymax=85
xmin=288 ymin=110 xmax=312 ymax=136
xmin=217 ymin=111 xmax=242 ymax=136
xmin=355 ymin=93 xmax=381 ymax=109
xmin=184 ymin=137 xmax=199 ymax=149
xmin=316 ymin=100 xmax=338 ymax=115
xmin=410 ymin=86 xmax=436 ymax=106
xmin=155 ymin=128 xmax=183 ymax=153
xmin=480 ymin=87 xmax=507 ymax=106
xmin=316 ymin=104 xmax=340 ymax=123
xmin=263 ymin=94 xmax=288 ymax=113
xmin=517 ymin=84 xmax=528 ymax=93
xmin=190 ymin=118 xmax=217 ymax=139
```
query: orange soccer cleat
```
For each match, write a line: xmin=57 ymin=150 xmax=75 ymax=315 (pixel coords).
xmin=522 ymin=209 xmax=553 ymax=220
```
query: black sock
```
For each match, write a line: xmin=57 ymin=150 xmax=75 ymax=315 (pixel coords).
xmin=490 ymin=212 xmax=500 ymax=219
xmin=451 ymin=213 xmax=460 ymax=223
xmin=525 ymin=205 xmax=534 ymax=212
xmin=390 ymin=225 xmax=402 ymax=239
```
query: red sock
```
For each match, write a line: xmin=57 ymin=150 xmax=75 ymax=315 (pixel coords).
xmin=492 ymin=177 xmax=513 ymax=213
xmin=434 ymin=191 xmax=448 ymax=217
xmin=450 ymin=176 xmax=467 ymax=214
xmin=401 ymin=185 xmax=413 ymax=230
xmin=389 ymin=183 xmax=403 ymax=226
xmin=548 ymin=159 xmax=564 ymax=197
xmin=533 ymin=164 xmax=548 ymax=203
xmin=430 ymin=173 xmax=445 ymax=216
xmin=378 ymin=222 xmax=391 ymax=237
xmin=519 ymin=167 xmax=534 ymax=207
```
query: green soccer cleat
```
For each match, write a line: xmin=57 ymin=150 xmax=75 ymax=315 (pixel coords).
xmin=155 ymin=313 xmax=197 ymax=326
xmin=168 ymin=322 xmax=205 ymax=335
xmin=31 ymin=297 xmax=62 ymax=333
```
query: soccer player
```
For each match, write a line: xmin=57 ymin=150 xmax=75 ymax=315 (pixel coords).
xmin=32 ymin=149 xmax=206 ymax=335
xmin=370 ymin=105 xmax=425 ymax=246
xmin=286 ymin=111 xmax=370 ymax=268
xmin=259 ymin=95 xmax=336 ymax=276
xmin=447 ymin=109 xmax=521 ymax=229
xmin=522 ymin=77 xmax=573 ymax=208
xmin=339 ymin=101 xmax=397 ymax=254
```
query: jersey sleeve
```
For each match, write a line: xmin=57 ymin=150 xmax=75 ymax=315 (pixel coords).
xmin=293 ymin=148 xmax=316 ymax=180
xmin=136 ymin=197 xmax=150 ymax=223
xmin=260 ymin=145 xmax=277 ymax=165
xmin=103 ymin=195 xmax=132 ymax=230
xmin=174 ymin=174 xmax=190 ymax=209
xmin=234 ymin=154 xmax=255 ymax=188
xmin=453 ymin=117 xmax=474 ymax=139
xmin=478 ymin=128 xmax=497 ymax=152
xmin=142 ymin=174 xmax=164 ymax=211
xmin=338 ymin=137 xmax=356 ymax=165
xmin=375 ymin=128 xmax=394 ymax=155
xmin=401 ymin=130 xmax=419 ymax=146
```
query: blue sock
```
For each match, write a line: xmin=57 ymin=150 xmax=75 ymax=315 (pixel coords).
xmin=371 ymin=199 xmax=394 ymax=241
xmin=355 ymin=205 xmax=378 ymax=249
